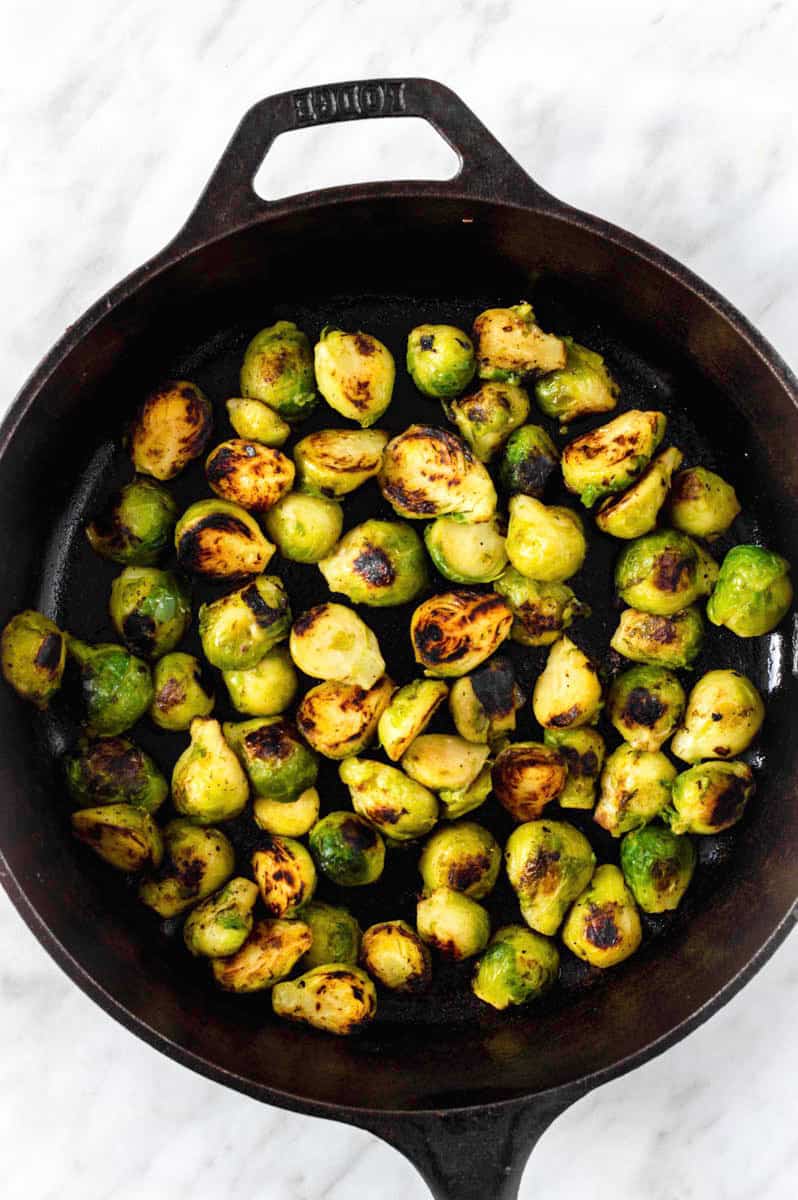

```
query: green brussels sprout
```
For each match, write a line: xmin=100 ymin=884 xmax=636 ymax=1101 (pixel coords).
xmin=297 ymin=675 xmax=394 ymax=759
xmin=64 ymin=736 xmax=167 ymax=812
xmin=109 ymin=567 xmax=191 ymax=660
xmin=499 ymin=423 xmax=560 ymax=497
xmin=253 ymin=787 xmax=320 ymax=837
xmin=472 ymin=924 xmax=560 ymax=1010
xmin=504 ymin=819 xmax=596 ymax=935
xmin=205 ymin=439 xmax=295 ymax=513
xmin=68 ymin=639 xmax=153 ymax=737
xmin=532 ymin=635 xmax=603 ymax=730
xmin=138 ymin=820 xmax=235 ymax=917
xmin=226 ymin=396 xmax=291 ymax=447
xmin=240 ymin=321 xmax=317 ymax=420
xmin=0 ymin=610 xmax=66 ymax=708
xmin=224 ymin=716 xmax=318 ymax=802
xmin=212 ymin=918 xmax=313 ymax=992
xmin=416 ymin=887 xmax=490 ymax=960
xmin=309 ymin=811 xmax=386 ymax=886
xmin=272 ymin=964 xmax=377 ymax=1035
xmin=543 ymin=727 xmax=606 ymax=810
xmin=290 ymin=602 xmax=385 ymax=690
xmin=449 ymin=657 xmax=524 ymax=745
xmin=263 ymin=493 xmax=343 ymax=566
xmin=562 ymin=410 xmax=667 ymax=507
xmin=71 ymin=803 xmax=163 ymax=872
xmin=378 ymin=425 xmax=497 ymax=522
xmin=492 ymin=742 xmax=567 ymax=822
xmin=86 ymin=478 xmax=177 ymax=565
xmin=707 ymin=545 xmax=793 ymax=637
xmin=172 ymin=717 xmax=249 ymax=824
xmin=410 ymin=590 xmax=512 ymax=678
xmin=494 ymin=567 xmax=590 ymax=647
xmin=506 ymin=496 xmax=587 ymax=583
xmin=339 ymin=756 xmax=439 ymax=841
xmin=150 ymin=652 xmax=215 ymax=731
xmin=360 ymin=920 xmax=432 ymax=992
xmin=439 ymin=763 xmax=493 ymax=820
xmin=252 ymin=836 xmax=317 ymax=916
xmin=615 ymin=530 xmax=718 ymax=616
xmin=301 ymin=901 xmax=362 ymax=969
xmin=174 ymin=499 xmax=275 ymax=581
xmin=406 ymin=324 xmax=476 ymax=398
xmin=129 ymin=381 xmax=213 ymax=480
xmin=562 ymin=864 xmax=642 ymax=968
xmin=667 ymin=466 xmax=741 ymax=540
xmin=223 ymin=646 xmax=297 ymax=717
xmin=606 ymin=665 xmax=686 ymax=752
xmin=669 ymin=760 xmax=755 ymax=834
xmin=314 ymin=326 xmax=395 ymax=426
xmin=198 ymin=575 xmax=291 ymax=671
xmin=294 ymin=428 xmax=389 ymax=497
xmin=596 ymin=447 xmax=683 ymax=539
xmin=424 ymin=516 xmax=508 ymax=584
xmin=533 ymin=336 xmax=620 ymax=427
xmin=402 ymin=735 xmax=489 ymax=792
xmin=418 ymin=821 xmax=501 ymax=899
xmin=183 ymin=877 xmax=259 ymax=958
xmin=319 ymin=519 xmax=428 ymax=606
xmin=620 ymin=825 xmax=696 ymax=912
xmin=445 ymin=382 xmax=530 ymax=462
xmin=610 ymin=605 xmax=704 ymax=669
xmin=670 ymin=669 xmax=764 ymax=763
xmin=594 ymin=743 xmax=677 ymax=837
xmin=472 ymin=302 xmax=566 ymax=381
xmin=377 ymin=678 xmax=449 ymax=761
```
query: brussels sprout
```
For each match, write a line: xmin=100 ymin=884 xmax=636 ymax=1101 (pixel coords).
xmin=610 ymin=605 xmax=704 ymax=669
xmin=416 ymin=887 xmax=491 ymax=960
xmin=294 ymin=428 xmax=389 ymax=497
xmin=439 ymin=763 xmax=493 ymax=820
xmin=418 ymin=821 xmax=501 ymax=899
xmin=494 ymin=568 xmax=590 ymax=648
xmin=499 ymin=424 xmax=560 ymax=498
xmin=595 ymin=447 xmax=683 ymax=539
xmin=301 ymin=901 xmax=362 ymax=969
xmin=562 ymin=410 xmax=667 ymax=508
xmin=198 ymin=575 xmax=291 ymax=671
xmin=620 ymin=826 xmax=696 ymax=912
xmin=174 ymin=499 xmax=274 ymax=581
xmin=472 ymin=925 xmax=560 ymax=1010
xmin=615 ymin=530 xmax=718 ymax=616
xmin=272 ymin=964 xmax=377 ymax=1035
xmin=71 ymin=804 xmax=164 ymax=872
xmin=212 ymin=918 xmax=312 ymax=992
xmin=377 ymin=678 xmax=449 ymax=762
xmin=205 ymin=440 xmax=295 ymax=512
xmin=297 ymin=675 xmax=394 ymax=759
xmin=240 ymin=321 xmax=317 ymax=420
xmin=339 ymin=756 xmax=439 ymax=842
xmin=226 ymin=396 xmax=291 ymax=447
xmin=401 ymin=734 xmax=489 ymax=791
xmin=667 ymin=466 xmax=741 ymax=540
xmin=109 ymin=567 xmax=191 ymax=660
xmin=309 ymin=811 xmax=386 ymax=886
xmin=533 ymin=337 xmax=619 ymax=427
xmin=172 ymin=717 xmax=249 ymax=824
xmin=319 ymin=519 xmax=428 ymax=606
xmin=183 ymin=878 xmax=259 ymax=958
xmin=593 ymin=743 xmax=677 ymax=837
xmin=506 ymin=496 xmax=587 ymax=583
xmin=406 ymin=324 xmax=475 ymax=399
xmin=543 ymin=728 xmax=606 ymax=810
xmin=264 ymin=492 xmax=344 ymax=562
xmin=410 ymin=590 xmax=512 ymax=678
xmin=606 ymin=665 xmax=685 ymax=752
xmin=472 ymin=302 xmax=566 ymax=381
xmin=445 ymin=382 xmax=530 ymax=462
xmin=224 ymin=716 xmax=318 ymax=802
xmin=129 ymin=381 xmax=213 ymax=480
xmin=424 ymin=516 xmax=508 ymax=584
xmin=670 ymin=669 xmax=764 ymax=763
xmin=562 ymin=864 xmax=642 ymax=968
xmin=253 ymin=788 xmax=320 ymax=837
xmin=492 ymin=742 xmax=567 ymax=822
xmin=222 ymin=646 xmax=298 ymax=717
xmin=86 ymin=478 xmax=177 ymax=565
xmin=252 ymin=836 xmax=317 ymax=916
xmin=449 ymin=657 xmax=523 ymax=744
xmin=669 ymin=760 xmax=755 ymax=834
xmin=532 ymin=636 xmax=603 ymax=731
xmin=360 ymin=920 xmax=432 ymax=992
xmin=68 ymin=639 xmax=153 ymax=737
xmin=504 ymin=819 xmax=596 ymax=935
xmin=314 ymin=326 xmax=395 ymax=426
xmin=64 ymin=736 xmax=167 ymax=812
xmin=707 ymin=545 xmax=793 ymax=637
xmin=0 ymin=610 xmax=66 ymax=708
xmin=150 ymin=652 xmax=215 ymax=731
xmin=290 ymin=603 xmax=385 ymax=690
xmin=378 ymin=425 xmax=497 ymax=522
xmin=138 ymin=820 xmax=235 ymax=917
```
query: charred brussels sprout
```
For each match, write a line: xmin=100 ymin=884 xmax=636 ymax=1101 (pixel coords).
xmin=68 ymin=639 xmax=153 ymax=737
xmin=264 ymin=492 xmax=344 ymax=562
xmin=407 ymin=324 xmax=475 ymax=398
xmin=138 ymin=820 xmax=235 ymax=917
xmin=253 ymin=787 xmax=320 ymax=837
xmin=223 ymin=645 xmax=297 ymax=717
xmin=533 ymin=337 xmax=619 ymax=427
xmin=183 ymin=878 xmax=259 ymax=958
xmin=562 ymin=410 xmax=667 ymax=508
xmin=439 ymin=764 xmax=493 ymax=820
xmin=416 ymin=887 xmax=491 ymax=960
xmin=198 ymin=575 xmax=291 ymax=671
xmin=410 ymin=590 xmax=512 ymax=678
xmin=543 ymin=728 xmax=605 ymax=810
xmin=309 ymin=811 xmax=386 ymax=886
xmin=151 ymin=652 xmax=214 ymax=731
xmin=606 ymin=665 xmax=685 ymax=752
xmin=562 ymin=864 xmax=642 ymax=968
xmin=492 ymin=742 xmax=567 ymax=822
xmin=378 ymin=425 xmax=497 ymax=522
xmin=425 ymin=516 xmax=507 ymax=584
xmin=615 ymin=530 xmax=718 ymax=616
xmin=212 ymin=918 xmax=312 ymax=992
xmin=174 ymin=499 xmax=274 ymax=581
xmin=172 ymin=717 xmax=249 ymax=824
xmin=64 ymin=736 xmax=167 ymax=812
xmin=610 ymin=605 xmax=704 ymax=669
xmin=506 ymin=496 xmax=587 ymax=582
xmin=473 ymin=302 xmax=566 ymax=381
xmin=620 ymin=826 xmax=696 ymax=912
xmin=445 ymin=382 xmax=530 ymax=462
xmin=360 ymin=920 xmax=432 ymax=992
xmin=418 ymin=821 xmax=501 ymax=899
xmin=505 ymin=819 xmax=596 ymax=935
xmin=86 ymin=477 xmax=177 ymax=565
xmin=239 ymin=321 xmax=317 ymax=420
xmin=290 ymin=603 xmax=385 ymax=690
xmin=532 ymin=636 xmax=603 ymax=730
xmin=302 ymin=901 xmax=362 ymax=969
xmin=205 ymin=439 xmax=294 ymax=513
xmin=667 ymin=466 xmax=741 ymax=539
xmin=596 ymin=447 xmax=683 ymax=539
xmin=377 ymin=678 xmax=448 ymax=761
xmin=670 ymin=669 xmax=764 ymax=763
xmin=669 ymin=760 xmax=754 ymax=834
xmin=272 ymin=964 xmax=377 ymax=1035
xmin=226 ymin=396 xmax=290 ymax=447
xmin=129 ymin=381 xmax=212 ymax=480
xmin=297 ymin=675 xmax=394 ymax=759
xmin=109 ymin=567 xmax=190 ymax=660
xmin=71 ymin=804 xmax=163 ymax=871
xmin=1 ymin=610 xmax=65 ymax=708
xmin=314 ymin=326 xmax=395 ymax=426
xmin=499 ymin=424 xmax=560 ymax=498
xmin=252 ymin=836 xmax=317 ymax=916
xmin=707 ymin=545 xmax=793 ymax=637
xmin=319 ymin=519 xmax=428 ymax=606
xmin=401 ymin=734 xmax=489 ymax=791
xmin=339 ymin=756 xmax=438 ymax=841
xmin=494 ymin=568 xmax=589 ymax=648
xmin=472 ymin=925 xmax=559 ymax=1010
xmin=294 ymin=428 xmax=389 ymax=497
xmin=449 ymin=657 xmax=523 ymax=744
xmin=594 ymin=743 xmax=677 ymax=837
xmin=224 ymin=716 xmax=318 ymax=801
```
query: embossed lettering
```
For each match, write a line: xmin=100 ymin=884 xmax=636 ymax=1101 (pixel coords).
xmin=292 ymin=81 xmax=406 ymax=125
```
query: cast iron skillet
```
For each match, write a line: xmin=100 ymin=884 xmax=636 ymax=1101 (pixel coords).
xmin=1 ymin=79 xmax=797 ymax=1200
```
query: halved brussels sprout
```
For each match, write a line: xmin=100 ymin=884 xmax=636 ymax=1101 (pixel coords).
xmin=615 ymin=530 xmax=718 ymax=616
xmin=416 ymin=887 xmax=491 ymax=960
xmin=667 ymin=466 xmax=741 ymax=539
xmin=109 ymin=567 xmax=191 ymax=660
xmin=222 ymin=646 xmax=298 ymax=717
xmin=606 ymin=665 xmax=685 ymax=752
xmin=449 ymin=657 xmax=523 ymax=744
xmin=226 ymin=396 xmax=291 ymax=447
xmin=620 ymin=826 xmax=696 ymax=912
xmin=309 ymin=811 xmax=386 ymax=886
xmin=445 ymin=382 xmax=530 ymax=462
xmin=360 ymin=920 xmax=432 ymax=992
xmin=290 ymin=602 xmax=385 ymax=690
xmin=377 ymin=678 xmax=449 ymax=761
xmin=407 ymin=324 xmax=475 ymax=398
xmin=252 ymin=836 xmax=317 ymax=916
xmin=492 ymin=742 xmax=567 ymax=822
xmin=198 ymin=575 xmax=291 ymax=671
xmin=418 ymin=821 xmax=501 ymax=899
xmin=71 ymin=803 xmax=163 ymax=872
xmin=401 ymin=734 xmax=489 ymax=791
xmin=68 ymin=639 xmax=153 ymax=737
xmin=473 ymin=302 xmax=566 ymax=380
xmin=706 ymin=545 xmax=793 ymax=637
xmin=212 ymin=918 xmax=313 ymax=992
xmin=533 ymin=337 xmax=619 ymax=427
xmin=439 ymin=763 xmax=493 ymax=820
xmin=561 ymin=410 xmax=667 ymax=508
xmin=669 ymin=760 xmax=755 ymax=834
xmin=138 ymin=820 xmax=235 ymax=917
xmin=472 ymin=925 xmax=560 ymax=1010
xmin=494 ymin=568 xmax=590 ymax=648
xmin=150 ymin=652 xmax=215 ymax=731
xmin=264 ymin=492 xmax=344 ymax=562
xmin=129 ymin=381 xmax=212 ymax=480
xmin=1 ymin=610 xmax=66 ymax=708
xmin=504 ymin=819 xmax=596 ymax=935
xmin=670 ymin=669 xmax=764 ymax=763
xmin=339 ymin=756 xmax=439 ymax=842
xmin=378 ymin=425 xmax=497 ymax=522
xmin=562 ymin=864 xmax=642 ymax=968
xmin=610 ymin=605 xmax=704 ymax=669
xmin=424 ymin=516 xmax=508 ymax=584
xmin=410 ymin=590 xmax=512 ymax=678
xmin=183 ymin=878 xmax=259 ymax=958
xmin=205 ymin=439 xmax=295 ymax=512
xmin=297 ymin=675 xmax=394 ymax=759
xmin=64 ymin=736 xmax=168 ymax=812
xmin=302 ymin=901 xmax=362 ymax=969
xmin=272 ymin=965 xmax=377 ymax=1034
xmin=506 ymin=496 xmax=587 ymax=583
xmin=172 ymin=717 xmax=249 ymax=824
xmin=532 ymin=636 xmax=603 ymax=730
xmin=253 ymin=788 xmax=320 ymax=837
xmin=86 ymin=478 xmax=177 ymax=565
xmin=314 ymin=326 xmax=395 ymax=426
xmin=294 ymin=428 xmax=389 ymax=497
xmin=240 ymin=321 xmax=317 ymax=420
xmin=319 ymin=519 xmax=428 ymax=606
xmin=593 ymin=743 xmax=677 ymax=837
xmin=224 ymin=716 xmax=318 ymax=802
xmin=595 ymin=447 xmax=683 ymax=539
xmin=174 ymin=499 xmax=274 ymax=581
xmin=499 ymin=424 xmax=560 ymax=498
xmin=543 ymin=728 xmax=605 ymax=810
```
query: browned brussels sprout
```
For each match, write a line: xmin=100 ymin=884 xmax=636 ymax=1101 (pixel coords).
xmin=406 ymin=324 xmax=476 ymax=398
xmin=240 ymin=321 xmax=317 ymax=420
xmin=472 ymin=302 xmax=566 ymax=381
xmin=109 ymin=567 xmax=190 ymax=660
xmin=174 ymin=499 xmax=274 ymax=581
xmin=445 ymin=382 xmax=530 ymax=462
xmin=129 ymin=381 xmax=212 ymax=480
xmin=499 ymin=424 xmax=560 ymax=497
xmin=410 ymin=590 xmax=512 ymax=678
xmin=86 ymin=478 xmax=178 ymax=565
xmin=533 ymin=337 xmax=619 ymax=427
xmin=205 ymin=439 xmax=295 ymax=512
xmin=360 ymin=920 xmax=432 ymax=992
xmin=610 ymin=605 xmax=704 ymax=669
xmin=378 ymin=425 xmax=497 ymax=522
xmin=492 ymin=742 xmax=567 ymax=822
xmin=64 ymin=736 xmax=167 ymax=812
xmin=562 ymin=864 xmax=642 ymax=968
xmin=1 ymin=610 xmax=66 ymax=708
xmin=314 ymin=326 xmax=395 ymax=426
xmin=448 ymin=656 xmax=524 ymax=744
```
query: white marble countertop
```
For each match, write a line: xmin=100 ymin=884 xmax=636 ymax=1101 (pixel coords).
xmin=1 ymin=1 xmax=797 ymax=1196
